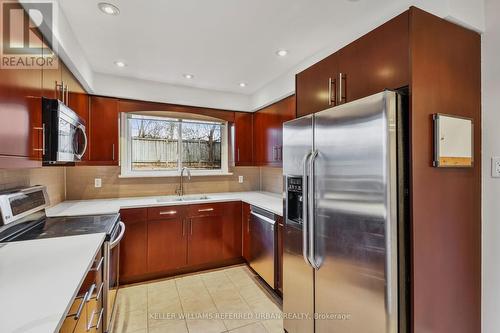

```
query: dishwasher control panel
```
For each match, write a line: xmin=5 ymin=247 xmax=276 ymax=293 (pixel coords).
xmin=286 ymin=177 xmax=303 ymax=224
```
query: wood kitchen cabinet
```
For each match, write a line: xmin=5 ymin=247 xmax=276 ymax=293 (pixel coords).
xmin=188 ymin=215 xmax=224 ymax=266
xmin=242 ymin=202 xmax=251 ymax=262
xmin=89 ymin=96 xmax=119 ymax=165
xmin=0 ymin=7 xmax=43 ymax=168
xmin=296 ymin=55 xmax=338 ymax=117
xmin=336 ymin=12 xmax=409 ymax=104
xmin=234 ymin=112 xmax=253 ymax=166
xmin=253 ymin=95 xmax=295 ymax=166
xmin=119 ymin=208 xmax=148 ymax=282
xmin=222 ymin=201 xmax=242 ymax=260
xmin=295 ymin=12 xmax=409 ymax=117
xmin=147 ymin=206 xmax=188 ymax=273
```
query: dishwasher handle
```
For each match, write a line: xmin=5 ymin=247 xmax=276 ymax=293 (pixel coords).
xmin=250 ymin=211 xmax=276 ymax=225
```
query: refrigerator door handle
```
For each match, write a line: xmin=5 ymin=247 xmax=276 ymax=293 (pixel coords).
xmin=302 ymin=151 xmax=313 ymax=266
xmin=308 ymin=150 xmax=321 ymax=270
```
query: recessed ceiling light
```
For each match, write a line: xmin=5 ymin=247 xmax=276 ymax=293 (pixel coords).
xmin=239 ymin=82 xmax=247 ymax=88
xmin=183 ymin=74 xmax=194 ymax=79
xmin=114 ymin=60 xmax=126 ymax=68
xmin=276 ymin=49 xmax=288 ymax=57
xmin=98 ymin=3 xmax=120 ymax=16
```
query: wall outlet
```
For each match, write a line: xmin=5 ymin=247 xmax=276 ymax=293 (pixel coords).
xmin=492 ymin=157 xmax=500 ymax=178
xmin=238 ymin=176 xmax=244 ymax=183
xmin=94 ymin=178 xmax=102 ymax=188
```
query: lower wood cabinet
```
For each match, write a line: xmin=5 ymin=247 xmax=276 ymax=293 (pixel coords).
xmin=119 ymin=201 xmax=242 ymax=284
xmin=119 ymin=208 xmax=148 ymax=282
xmin=188 ymin=215 xmax=224 ymax=266
xmin=147 ymin=206 xmax=188 ymax=273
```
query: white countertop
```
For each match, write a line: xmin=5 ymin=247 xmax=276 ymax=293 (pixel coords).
xmin=47 ymin=191 xmax=283 ymax=217
xmin=0 ymin=234 xmax=105 ymax=333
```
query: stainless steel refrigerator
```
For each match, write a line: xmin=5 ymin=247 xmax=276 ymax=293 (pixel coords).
xmin=283 ymin=91 xmax=409 ymax=333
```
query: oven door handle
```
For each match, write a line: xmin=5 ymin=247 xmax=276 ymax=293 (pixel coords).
xmin=110 ymin=222 xmax=125 ymax=249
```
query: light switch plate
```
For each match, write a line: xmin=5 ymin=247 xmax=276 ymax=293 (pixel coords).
xmin=238 ymin=176 xmax=244 ymax=183
xmin=493 ymin=157 xmax=500 ymax=178
xmin=94 ymin=178 xmax=102 ymax=188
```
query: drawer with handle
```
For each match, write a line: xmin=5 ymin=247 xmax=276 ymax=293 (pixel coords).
xmin=187 ymin=202 xmax=237 ymax=217
xmin=59 ymin=248 xmax=104 ymax=333
xmin=148 ymin=205 xmax=186 ymax=221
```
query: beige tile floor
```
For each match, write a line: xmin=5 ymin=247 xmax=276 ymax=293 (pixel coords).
xmin=111 ymin=265 xmax=283 ymax=333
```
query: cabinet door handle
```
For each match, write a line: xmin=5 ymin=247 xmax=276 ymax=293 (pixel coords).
xmin=112 ymin=144 xmax=115 ymax=161
xmin=95 ymin=282 xmax=104 ymax=301
xmin=182 ymin=220 xmax=186 ymax=237
xmin=328 ymin=77 xmax=337 ymax=106
xmin=91 ymin=257 xmax=104 ymax=272
xmin=190 ymin=220 xmax=193 ymax=235
xmin=237 ymin=148 xmax=240 ymax=162
xmin=338 ymin=73 xmax=346 ymax=104
xmin=159 ymin=210 xmax=177 ymax=215
xmin=198 ymin=208 xmax=214 ymax=212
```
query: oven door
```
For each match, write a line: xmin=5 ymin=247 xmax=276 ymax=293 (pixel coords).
xmin=105 ymin=221 xmax=125 ymax=332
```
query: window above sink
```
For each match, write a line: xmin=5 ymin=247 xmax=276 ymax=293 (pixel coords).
xmin=119 ymin=112 xmax=231 ymax=178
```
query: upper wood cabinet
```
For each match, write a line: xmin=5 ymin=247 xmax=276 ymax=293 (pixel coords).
xmin=234 ymin=112 xmax=253 ymax=166
xmin=0 ymin=8 xmax=43 ymax=168
xmin=295 ymin=12 xmax=409 ymax=117
xmin=253 ymin=95 xmax=296 ymax=166
xmin=89 ymin=96 xmax=119 ymax=165
xmin=296 ymin=55 xmax=338 ymax=118
xmin=336 ymin=12 xmax=409 ymax=104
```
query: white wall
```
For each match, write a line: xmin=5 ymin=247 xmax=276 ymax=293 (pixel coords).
xmin=482 ymin=0 xmax=500 ymax=331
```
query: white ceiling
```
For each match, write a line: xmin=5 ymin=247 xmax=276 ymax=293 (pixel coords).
xmin=55 ymin=0 xmax=485 ymax=110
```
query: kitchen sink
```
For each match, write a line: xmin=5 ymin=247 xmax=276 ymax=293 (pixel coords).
xmin=156 ymin=195 xmax=210 ymax=203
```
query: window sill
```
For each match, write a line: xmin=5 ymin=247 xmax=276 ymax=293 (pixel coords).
xmin=118 ymin=171 xmax=234 ymax=178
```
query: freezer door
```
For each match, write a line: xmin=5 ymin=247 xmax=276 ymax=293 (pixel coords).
xmin=312 ymin=91 xmax=399 ymax=333
xmin=283 ymin=115 xmax=314 ymax=333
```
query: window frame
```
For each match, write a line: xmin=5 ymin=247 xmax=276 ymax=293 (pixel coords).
xmin=119 ymin=112 xmax=231 ymax=178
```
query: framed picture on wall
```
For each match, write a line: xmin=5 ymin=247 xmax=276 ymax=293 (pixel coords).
xmin=433 ymin=113 xmax=474 ymax=168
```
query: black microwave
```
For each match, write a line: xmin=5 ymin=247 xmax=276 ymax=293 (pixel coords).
xmin=42 ymin=98 xmax=87 ymax=164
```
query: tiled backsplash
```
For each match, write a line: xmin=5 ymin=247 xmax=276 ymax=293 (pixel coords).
xmin=0 ymin=167 xmax=66 ymax=206
xmin=65 ymin=166 xmax=261 ymax=200
xmin=260 ymin=166 xmax=283 ymax=194
xmin=0 ymin=165 xmax=282 ymax=203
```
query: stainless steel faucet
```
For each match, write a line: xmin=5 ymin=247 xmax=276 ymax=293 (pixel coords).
xmin=177 ymin=167 xmax=191 ymax=196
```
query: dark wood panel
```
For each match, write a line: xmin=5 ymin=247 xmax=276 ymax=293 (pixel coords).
xmin=89 ymin=96 xmax=119 ymax=164
xmin=253 ymin=95 xmax=295 ymax=166
xmin=117 ymin=99 xmax=235 ymax=122
xmin=222 ymin=201 xmax=242 ymax=260
xmin=41 ymin=39 xmax=61 ymax=100
xmin=234 ymin=112 xmax=253 ymax=166
xmin=188 ymin=215 xmax=223 ymax=266
xmin=241 ymin=203 xmax=251 ymax=262
xmin=187 ymin=202 xmax=234 ymax=218
xmin=409 ymin=7 xmax=481 ymax=333
xmin=0 ymin=4 xmax=43 ymax=167
xmin=119 ymin=208 xmax=148 ymax=281
xmin=148 ymin=205 xmax=186 ymax=221
xmin=296 ymin=55 xmax=338 ymax=117
xmin=337 ymin=11 xmax=409 ymax=104
xmin=147 ymin=217 xmax=188 ymax=273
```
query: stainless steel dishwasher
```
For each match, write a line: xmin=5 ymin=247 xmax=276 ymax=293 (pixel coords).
xmin=249 ymin=205 xmax=277 ymax=288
